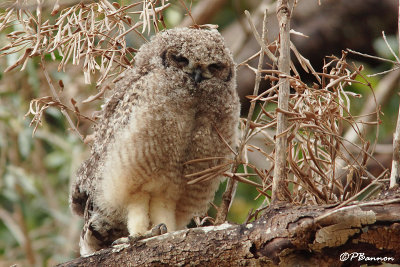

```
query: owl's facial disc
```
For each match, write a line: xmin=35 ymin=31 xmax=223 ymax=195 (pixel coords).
xmin=161 ymin=49 xmax=232 ymax=84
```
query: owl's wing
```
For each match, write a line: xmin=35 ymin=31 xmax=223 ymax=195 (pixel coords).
xmin=70 ymin=154 xmax=99 ymax=216
xmin=70 ymin=68 xmax=141 ymax=216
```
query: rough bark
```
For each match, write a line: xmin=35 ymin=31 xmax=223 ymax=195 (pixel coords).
xmin=59 ymin=187 xmax=400 ymax=267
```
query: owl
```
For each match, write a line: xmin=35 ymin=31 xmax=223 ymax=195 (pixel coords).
xmin=70 ymin=27 xmax=240 ymax=256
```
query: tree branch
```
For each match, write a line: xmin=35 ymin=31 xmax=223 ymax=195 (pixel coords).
xmin=272 ymin=0 xmax=291 ymax=202
xmin=390 ymin=101 xmax=400 ymax=188
xmin=59 ymin=188 xmax=400 ymax=266
xmin=390 ymin=0 xmax=400 ymax=188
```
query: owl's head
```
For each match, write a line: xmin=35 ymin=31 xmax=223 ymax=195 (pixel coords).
xmin=134 ymin=28 xmax=235 ymax=88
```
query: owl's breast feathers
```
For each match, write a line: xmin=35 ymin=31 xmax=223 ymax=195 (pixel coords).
xmin=72 ymin=69 xmax=237 ymax=207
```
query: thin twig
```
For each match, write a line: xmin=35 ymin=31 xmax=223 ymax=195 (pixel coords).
xmin=215 ymin=9 xmax=268 ymax=224
xmin=346 ymin=48 xmax=399 ymax=66
xmin=177 ymin=0 xmax=196 ymax=26
xmin=180 ymin=0 xmax=226 ymax=27
xmin=335 ymin=173 xmax=386 ymax=209
xmin=40 ymin=57 xmax=84 ymax=141
xmin=244 ymin=10 xmax=277 ymax=63
xmin=382 ymin=31 xmax=400 ymax=63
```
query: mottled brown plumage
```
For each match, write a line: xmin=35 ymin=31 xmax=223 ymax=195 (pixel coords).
xmin=70 ymin=27 xmax=240 ymax=255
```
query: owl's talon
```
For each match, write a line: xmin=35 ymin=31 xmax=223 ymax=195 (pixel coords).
xmin=111 ymin=224 xmax=168 ymax=247
xmin=159 ymin=223 xmax=168 ymax=235
xmin=112 ymin=234 xmax=141 ymax=246
xmin=111 ymin=236 xmax=129 ymax=246
xmin=150 ymin=223 xmax=168 ymax=236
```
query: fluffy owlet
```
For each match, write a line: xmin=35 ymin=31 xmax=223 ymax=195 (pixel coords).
xmin=70 ymin=27 xmax=240 ymax=256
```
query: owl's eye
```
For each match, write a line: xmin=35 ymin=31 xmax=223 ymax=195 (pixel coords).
xmin=208 ymin=63 xmax=224 ymax=73
xmin=171 ymin=54 xmax=189 ymax=67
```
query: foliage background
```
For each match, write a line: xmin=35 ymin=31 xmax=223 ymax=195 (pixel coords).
xmin=0 ymin=0 xmax=398 ymax=265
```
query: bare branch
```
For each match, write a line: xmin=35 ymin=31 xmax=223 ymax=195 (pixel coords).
xmin=390 ymin=0 xmax=400 ymax=188
xmin=272 ymin=0 xmax=291 ymax=203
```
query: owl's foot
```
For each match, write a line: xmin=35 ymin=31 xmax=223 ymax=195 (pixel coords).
xmin=148 ymin=223 xmax=168 ymax=236
xmin=112 ymin=223 xmax=168 ymax=246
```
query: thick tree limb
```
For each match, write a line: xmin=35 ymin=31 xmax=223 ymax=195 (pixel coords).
xmin=59 ymin=188 xmax=400 ymax=266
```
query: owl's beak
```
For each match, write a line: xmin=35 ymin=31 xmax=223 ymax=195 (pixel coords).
xmin=192 ymin=68 xmax=204 ymax=84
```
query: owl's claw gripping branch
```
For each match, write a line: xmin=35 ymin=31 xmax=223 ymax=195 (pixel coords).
xmin=151 ymin=223 xmax=168 ymax=236
xmin=112 ymin=223 xmax=168 ymax=246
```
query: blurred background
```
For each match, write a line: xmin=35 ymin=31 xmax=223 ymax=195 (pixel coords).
xmin=0 ymin=0 xmax=399 ymax=265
